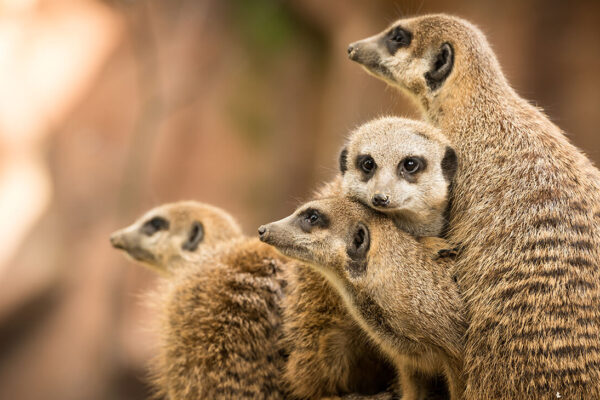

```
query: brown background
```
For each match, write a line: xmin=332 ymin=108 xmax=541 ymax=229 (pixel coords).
xmin=0 ymin=1 xmax=598 ymax=399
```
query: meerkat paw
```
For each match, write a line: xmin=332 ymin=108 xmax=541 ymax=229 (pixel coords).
xmin=417 ymin=237 xmax=459 ymax=260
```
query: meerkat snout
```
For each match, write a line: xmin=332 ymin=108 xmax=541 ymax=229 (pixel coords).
xmin=257 ymin=225 xmax=268 ymax=240
xmin=347 ymin=43 xmax=358 ymax=60
xmin=372 ymin=192 xmax=390 ymax=207
xmin=109 ymin=232 xmax=125 ymax=249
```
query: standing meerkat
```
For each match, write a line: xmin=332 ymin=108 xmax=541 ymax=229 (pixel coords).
xmin=110 ymin=201 xmax=242 ymax=274
xmin=280 ymin=117 xmax=457 ymax=399
xmin=348 ymin=14 xmax=600 ymax=399
xmin=259 ymin=197 xmax=466 ymax=400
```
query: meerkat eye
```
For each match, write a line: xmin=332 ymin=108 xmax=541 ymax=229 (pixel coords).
xmin=385 ymin=26 xmax=412 ymax=54
xmin=399 ymin=157 xmax=424 ymax=175
xmin=141 ymin=216 xmax=169 ymax=236
xmin=299 ymin=208 xmax=329 ymax=232
xmin=358 ymin=155 xmax=376 ymax=174
xmin=307 ymin=211 xmax=320 ymax=225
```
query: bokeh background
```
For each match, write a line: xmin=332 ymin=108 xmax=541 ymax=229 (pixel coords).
xmin=0 ymin=0 xmax=598 ymax=399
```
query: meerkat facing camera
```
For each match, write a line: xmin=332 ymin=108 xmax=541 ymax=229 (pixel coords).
xmin=340 ymin=116 xmax=457 ymax=237
xmin=259 ymin=197 xmax=466 ymax=400
xmin=110 ymin=201 xmax=243 ymax=274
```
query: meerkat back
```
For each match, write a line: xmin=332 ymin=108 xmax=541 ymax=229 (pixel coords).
xmin=152 ymin=238 xmax=289 ymax=400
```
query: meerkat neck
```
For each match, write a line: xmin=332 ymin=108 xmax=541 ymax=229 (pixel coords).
xmin=425 ymin=46 xmax=515 ymax=130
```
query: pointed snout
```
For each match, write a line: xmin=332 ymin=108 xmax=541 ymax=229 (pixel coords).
xmin=258 ymin=224 xmax=269 ymax=242
xmin=347 ymin=41 xmax=360 ymax=61
xmin=110 ymin=230 xmax=126 ymax=250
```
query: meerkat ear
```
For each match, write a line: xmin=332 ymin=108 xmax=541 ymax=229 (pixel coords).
xmin=441 ymin=146 xmax=458 ymax=181
xmin=339 ymin=147 xmax=348 ymax=174
xmin=346 ymin=222 xmax=370 ymax=276
xmin=425 ymin=43 xmax=454 ymax=91
xmin=182 ymin=221 xmax=204 ymax=251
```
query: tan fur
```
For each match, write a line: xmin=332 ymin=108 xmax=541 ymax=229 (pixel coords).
xmin=261 ymin=197 xmax=466 ymax=400
xmin=341 ymin=116 xmax=455 ymax=237
xmin=281 ymin=180 xmax=396 ymax=398
xmin=350 ymin=14 xmax=600 ymax=399
xmin=110 ymin=201 xmax=242 ymax=274
xmin=151 ymin=237 xmax=289 ymax=399
xmin=281 ymin=124 xmax=456 ymax=398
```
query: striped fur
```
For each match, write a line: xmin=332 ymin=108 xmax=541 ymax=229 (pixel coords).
xmin=349 ymin=14 xmax=600 ymax=399
xmin=151 ymin=238 xmax=289 ymax=399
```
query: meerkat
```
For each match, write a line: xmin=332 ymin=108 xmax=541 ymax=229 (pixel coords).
xmin=259 ymin=197 xmax=466 ymax=400
xmin=110 ymin=201 xmax=242 ymax=275
xmin=280 ymin=118 xmax=457 ymax=399
xmin=152 ymin=237 xmax=290 ymax=399
xmin=348 ymin=14 xmax=600 ymax=399
xmin=340 ymin=116 xmax=457 ymax=237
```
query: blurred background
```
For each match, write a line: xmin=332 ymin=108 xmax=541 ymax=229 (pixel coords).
xmin=0 ymin=0 xmax=598 ymax=399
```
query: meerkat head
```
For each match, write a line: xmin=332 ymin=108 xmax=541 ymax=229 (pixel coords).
xmin=110 ymin=201 xmax=243 ymax=274
xmin=258 ymin=197 xmax=385 ymax=282
xmin=347 ymin=14 xmax=499 ymax=112
xmin=339 ymin=117 xmax=457 ymax=237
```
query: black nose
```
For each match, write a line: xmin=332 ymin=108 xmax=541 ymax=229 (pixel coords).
xmin=347 ymin=44 xmax=354 ymax=55
xmin=258 ymin=225 xmax=267 ymax=239
xmin=372 ymin=194 xmax=390 ymax=207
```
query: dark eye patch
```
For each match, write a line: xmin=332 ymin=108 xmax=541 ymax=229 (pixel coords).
xmin=385 ymin=26 xmax=412 ymax=55
xmin=398 ymin=156 xmax=427 ymax=183
xmin=298 ymin=208 xmax=329 ymax=233
xmin=356 ymin=154 xmax=377 ymax=181
xmin=141 ymin=216 xmax=169 ymax=236
xmin=441 ymin=146 xmax=458 ymax=182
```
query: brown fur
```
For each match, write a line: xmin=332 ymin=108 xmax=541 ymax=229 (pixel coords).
xmin=282 ymin=130 xmax=457 ymax=398
xmin=110 ymin=201 xmax=242 ymax=274
xmin=282 ymin=179 xmax=396 ymax=399
xmin=350 ymin=14 xmax=600 ymax=399
xmin=151 ymin=238 xmax=290 ymax=399
xmin=261 ymin=197 xmax=466 ymax=400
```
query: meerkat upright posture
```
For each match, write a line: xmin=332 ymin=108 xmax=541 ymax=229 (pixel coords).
xmin=348 ymin=15 xmax=600 ymax=398
xmin=259 ymin=197 xmax=466 ymax=400
xmin=110 ymin=201 xmax=242 ymax=274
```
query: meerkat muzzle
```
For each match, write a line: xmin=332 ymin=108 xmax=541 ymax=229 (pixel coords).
xmin=110 ymin=232 xmax=126 ymax=250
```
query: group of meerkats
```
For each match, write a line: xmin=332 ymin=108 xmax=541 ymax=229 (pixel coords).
xmin=110 ymin=14 xmax=600 ymax=400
